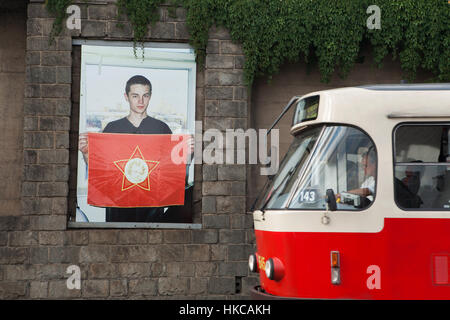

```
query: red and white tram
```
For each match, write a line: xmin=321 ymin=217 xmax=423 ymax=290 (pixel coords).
xmin=249 ymin=84 xmax=450 ymax=299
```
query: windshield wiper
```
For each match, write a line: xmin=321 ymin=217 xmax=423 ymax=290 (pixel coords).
xmin=249 ymin=174 xmax=274 ymax=212
xmin=267 ymin=96 xmax=299 ymax=136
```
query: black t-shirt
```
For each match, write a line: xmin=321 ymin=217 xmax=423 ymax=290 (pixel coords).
xmin=103 ymin=116 xmax=172 ymax=222
xmin=103 ymin=116 xmax=172 ymax=135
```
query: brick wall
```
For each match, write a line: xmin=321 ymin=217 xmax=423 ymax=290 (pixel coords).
xmin=0 ymin=0 xmax=257 ymax=299
xmin=3 ymin=0 xmax=431 ymax=300
xmin=0 ymin=0 xmax=28 ymax=299
xmin=0 ymin=2 xmax=26 ymax=218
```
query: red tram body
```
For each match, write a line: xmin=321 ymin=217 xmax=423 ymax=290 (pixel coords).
xmin=250 ymin=84 xmax=450 ymax=299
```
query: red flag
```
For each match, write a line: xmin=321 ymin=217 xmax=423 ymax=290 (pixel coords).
xmin=87 ymin=133 xmax=188 ymax=208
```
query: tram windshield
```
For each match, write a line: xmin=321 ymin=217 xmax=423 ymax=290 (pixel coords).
xmin=257 ymin=125 xmax=377 ymax=211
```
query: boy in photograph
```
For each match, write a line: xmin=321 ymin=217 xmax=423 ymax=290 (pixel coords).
xmin=79 ymin=75 xmax=193 ymax=222
xmin=103 ymin=75 xmax=172 ymax=135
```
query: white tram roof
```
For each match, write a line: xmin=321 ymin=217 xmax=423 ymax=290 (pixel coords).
xmin=290 ymin=83 xmax=450 ymax=135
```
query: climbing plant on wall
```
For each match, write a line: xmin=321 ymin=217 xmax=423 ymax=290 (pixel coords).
xmin=183 ymin=0 xmax=450 ymax=84
xmin=45 ymin=0 xmax=72 ymax=43
xmin=116 ymin=0 xmax=165 ymax=57
xmin=45 ymin=0 xmax=450 ymax=85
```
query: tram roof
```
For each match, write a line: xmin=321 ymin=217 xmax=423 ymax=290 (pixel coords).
xmin=358 ymin=83 xmax=450 ymax=91
xmin=290 ymin=83 xmax=450 ymax=134
xmin=307 ymin=83 xmax=450 ymax=96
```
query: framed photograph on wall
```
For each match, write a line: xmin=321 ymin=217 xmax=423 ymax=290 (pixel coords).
xmin=75 ymin=42 xmax=196 ymax=226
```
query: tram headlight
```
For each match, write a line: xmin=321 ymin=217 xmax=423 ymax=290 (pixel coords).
xmin=265 ymin=258 xmax=274 ymax=280
xmin=265 ymin=257 xmax=285 ymax=281
xmin=331 ymin=268 xmax=341 ymax=285
xmin=248 ymin=254 xmax=258 ymax=273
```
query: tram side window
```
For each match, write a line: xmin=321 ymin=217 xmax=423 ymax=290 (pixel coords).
xmin=394 ymin=125 xmax=450 ymax=210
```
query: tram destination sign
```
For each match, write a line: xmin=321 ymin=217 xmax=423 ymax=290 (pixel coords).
xmin=292 ymin=95 xmax=320 ymax=126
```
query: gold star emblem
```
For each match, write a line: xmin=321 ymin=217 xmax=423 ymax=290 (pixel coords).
xmin=113 ymin=146 xmax=159 ymax=191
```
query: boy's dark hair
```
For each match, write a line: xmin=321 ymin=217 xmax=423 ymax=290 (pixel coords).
xmin=125 ymin=75 xmax=152 ymax=95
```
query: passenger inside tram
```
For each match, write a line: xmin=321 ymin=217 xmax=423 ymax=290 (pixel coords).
xmin=432 ymin=153 xmax=450 ymax=209
xmin=394 ymin=125 xmax=450 ymax=210
xmin=395 ymin=160 xmax=423 ymax=209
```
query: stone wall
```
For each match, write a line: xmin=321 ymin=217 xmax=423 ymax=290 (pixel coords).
xmin=0 ymin=0 xmax=28 ymax=299
xmin=0 ymin=2 xmax=26 ymax=218
xmin=2 ymin=0 xmax=431 ymax=300
xmin=0 ymin=0 xmax=257 ymax=299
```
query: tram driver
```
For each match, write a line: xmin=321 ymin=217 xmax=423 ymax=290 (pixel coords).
xmin=337 ymin=148 xmax=376 ymax=208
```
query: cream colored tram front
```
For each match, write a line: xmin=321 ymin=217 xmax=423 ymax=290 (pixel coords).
xmin=250 ymin=84 xmax=450 ymax=299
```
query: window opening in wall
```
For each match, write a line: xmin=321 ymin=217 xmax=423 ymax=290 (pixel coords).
xmin=69 ymin=40 xmax=200 ymax=228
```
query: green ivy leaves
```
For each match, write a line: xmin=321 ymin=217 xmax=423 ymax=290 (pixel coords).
xmin=361 ymin=0 xmax=449 ymax=82
xmin=117 ymin=0 xmax=165 ymax=58
xmin=45 ymin=0 xmax=450 ymax=85
xmin=183 ymin=0 xmax=449 ymax=84
xmin=45 ymin=0 xmax=72 ymax=43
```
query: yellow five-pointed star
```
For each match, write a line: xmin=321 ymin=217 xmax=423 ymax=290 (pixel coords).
xmin=113 ymin=145 xmax=159 ymax=191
